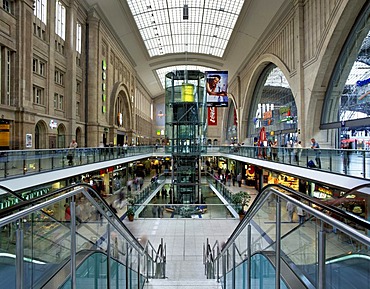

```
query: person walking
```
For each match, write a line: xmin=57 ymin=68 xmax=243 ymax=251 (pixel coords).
xmin=236 ymin=173 xmax=242 ymax=187
xmin=294 ymin=140 xmax=302 ymax=164
xmin=226 ymin=173 xmax=231 ymax=186
xmin=67 ymin=139 xmax=78 ymax=165
xmin=310 ymin=138 xmax=321 ymax=168
xmin=158 ymin=206 xmax=164 ymax=218
xmin=152 ymin=205 xmax=157 ymax=218
xmin=297 ymin=206 xmax=305 ymax=225
xmin=286 ymin=201 xmax=295 ymax=222
xmin=271 ymin=140 xmax=278 ymax=161
xmin=162 ymin=187 xmax=167 ymax=199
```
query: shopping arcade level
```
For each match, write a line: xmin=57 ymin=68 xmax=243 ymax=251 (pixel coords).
xmin=0 ymin=183 xmax=166 ymax=289
xmin=204 ymin=184 xmax=370 ymax=289
xmin=0 ymin=145 xmax=369 ymax=193
xmin=0 ymin=181 xmax=369 ymax=288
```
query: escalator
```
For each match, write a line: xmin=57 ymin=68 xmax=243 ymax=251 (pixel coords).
xmin=205 ymin=184 xmax=370 ymax=289
xmin=0 ymin=184 xmax=166 ymax=289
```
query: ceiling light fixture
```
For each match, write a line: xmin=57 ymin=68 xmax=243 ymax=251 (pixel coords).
xmin=183 ymin=4 xmax=188 ymax=20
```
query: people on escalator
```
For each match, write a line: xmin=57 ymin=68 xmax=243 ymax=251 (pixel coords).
xmin=297 ymin=206 xmax=305 ymax=225
xmin=286 ymin=201 xmax=295 ymax=222
xmin=109 ymin=203 xmax=117 ymax=214
xmin=64 ymin=203 xmax=71 ymax=222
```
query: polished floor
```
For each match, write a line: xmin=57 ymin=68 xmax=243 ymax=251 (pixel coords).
xmin=117 ymin=182 xmax=256 ymax=288
xmin=124 ymin=218 xmax=238 ymax=288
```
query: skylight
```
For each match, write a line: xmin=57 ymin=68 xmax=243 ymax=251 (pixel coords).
xmin=127 ymin=0 xmax=245 ymax=57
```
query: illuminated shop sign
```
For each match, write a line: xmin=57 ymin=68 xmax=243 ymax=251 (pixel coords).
xmin=49 ymin=119 xmax=58 ymax=129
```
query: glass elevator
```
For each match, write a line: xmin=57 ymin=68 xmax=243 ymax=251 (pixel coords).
xmin=165 ymin=70 xmax=207 ymax=204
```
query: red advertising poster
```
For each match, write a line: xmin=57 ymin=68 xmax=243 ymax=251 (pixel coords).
xmin=208 ymin=107 xmax=217 ymax=125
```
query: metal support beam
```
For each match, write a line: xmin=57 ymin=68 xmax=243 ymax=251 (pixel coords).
xmin=70 ymin=199 xmax=77 ymax=289
xmin=318 ymin=222 xmax=326 ymax=289
xmin=275 ymin=196 xmax=281 ymax=289
xmin=16 ymin=221 xmax=24 ymax=289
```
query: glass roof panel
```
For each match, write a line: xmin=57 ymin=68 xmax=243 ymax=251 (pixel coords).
xmin=127 ymin=0 xmax=245 ymax=57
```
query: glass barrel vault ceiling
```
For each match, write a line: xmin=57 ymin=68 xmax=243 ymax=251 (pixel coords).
xmin=127 ymin=0 xmax=245 ymax=57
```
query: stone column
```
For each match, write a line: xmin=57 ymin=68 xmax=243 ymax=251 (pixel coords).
xmin=86 ymin=10 xmax=100 ymax=146
xmin=65 ymin=0 xmax=78 ymax=142
xmin=13 ymin=0 xmax=34 ymax=149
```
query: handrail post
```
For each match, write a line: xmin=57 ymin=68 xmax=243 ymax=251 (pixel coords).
xmin=363 ymin=150 xmax=366 ymax=178
xmin=107 ymin=223 xmax=111 ymax=289
xmin=4 ymin=159 xmax=7 ymax=178
xmin=151 ymin=247 xmax=154 ymax=278
xmin=232 ymin=243 xmax=236 ymax=289
xmin=145 ymin=246 xmax=149 ymax=283
xmin=16 ymin=220 xmax=24 ymax=289
xmin=216 ymin=243 xmax=220 ymax=282
xmin=125 ymin=244 xmax=129 ymax=289
xmin=70 ymin=199 xmax=77 ymax=289
xmin=222 ymin=252 xmax=227 ymax=288
xmin=318 ymin=221 xmax=326 ymax=289
xmin=137 ymin=249 xmax=140 ymax=289
xmin=247 ymin=224 xmax=251 ymax=289
xmin=275 ymin=196 xmax=281 ymax=289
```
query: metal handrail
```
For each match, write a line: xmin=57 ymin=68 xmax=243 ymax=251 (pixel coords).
xmin=205 ymin=184 xmax=370 ymax=288
xmin=0 ymin=184 xmax=163 ymax=261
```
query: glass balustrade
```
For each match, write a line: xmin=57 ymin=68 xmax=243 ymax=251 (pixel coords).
xmin=205 ymin=185 xmax=370 ymax=289
xmin=0 ymin=145 xmax=369 ymax=180
xmin=0 ymin=184 xmax=165 ymax=289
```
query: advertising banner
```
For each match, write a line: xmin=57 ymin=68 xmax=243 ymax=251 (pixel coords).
xmin=205 ymin=71 xmax=228 ymax=107
xmin=208 ymin=107 xmax=217 ymax=125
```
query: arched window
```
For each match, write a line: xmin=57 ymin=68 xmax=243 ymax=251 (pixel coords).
xmin=323 ymin=2 xmax=370 ymax=148
xmin=247 ymin=64 xmax=297 ymax=145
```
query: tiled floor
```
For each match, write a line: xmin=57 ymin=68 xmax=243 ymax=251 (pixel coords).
xmin=124 ymin=218 xmax=239 ymax=288
xmin=110 ymin=178 xmax=258 ymax=288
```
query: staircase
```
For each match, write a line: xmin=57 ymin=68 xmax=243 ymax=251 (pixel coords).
xmin=143 ymin=259 xmax=221 ymax=288
xmin=123 ymin=219 xmax=238 ymax=289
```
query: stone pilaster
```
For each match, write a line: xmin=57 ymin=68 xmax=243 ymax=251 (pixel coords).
xmin=86 ymin=10 xmax=100 ymax=146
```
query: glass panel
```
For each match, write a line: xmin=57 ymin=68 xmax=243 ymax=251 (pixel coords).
xmin=250 ymin=253 xmax=288 ymax=289
xmin=126 ymin=0 xmax=244 ymax=57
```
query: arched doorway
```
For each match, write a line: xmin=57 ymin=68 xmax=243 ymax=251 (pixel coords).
xmin=35 ymin=121 xmax=48 ymax=149
xmin=113 ymin=88 xmax=132 ymax=146
xmin=76 ymin=127 xmax=82 ymax=147
xmin=57 ymin=124 xmax=66 ymax=148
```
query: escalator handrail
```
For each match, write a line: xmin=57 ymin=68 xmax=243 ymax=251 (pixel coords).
xmin=206 ymin=173 xmax=370 ymax=231
xmin=0 ymin=183 xmax=92 ymax=218
xmin=0 ymin=184 xmax=148 ymax=255
xmin=0 ymin=184 xmax=27 ymax=203
xmin=270 ymin=183 xmax=370 ymax=229
xmin=323 ymin=183 xmax=370 ymax=207
xmin=0 ymin=182 xmax=148 ymax=251
xmin=217 ymin=184 xmax=370 ymax=260
xmin=40 ymin=249 xmax=143 ymax=289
